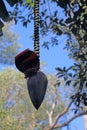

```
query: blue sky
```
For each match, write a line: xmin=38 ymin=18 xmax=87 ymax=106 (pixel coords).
xmin=2 ymin=1 xmax=85 ymax=130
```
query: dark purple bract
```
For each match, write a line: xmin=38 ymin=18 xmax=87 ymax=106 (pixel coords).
xmin=27 ymin=71 xmax=48 ymax=109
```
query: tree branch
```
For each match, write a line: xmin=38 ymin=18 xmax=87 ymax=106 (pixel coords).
xmin=47 ymin=98 xmax=57 ymax=125
xmin=51 ymin=90 xmax=81 ymax=127
xmin=44 ymin=111 xmax=87 ymax=130
xmin=52 ymin=98 xmax=74 ymax=127
xmin=43 ymin=98 xmax=74 ymax=130
xmin=54 ymin=111 xmax=87 ymax=129
xmin=44 ymin=91 xmax=82 ymax=130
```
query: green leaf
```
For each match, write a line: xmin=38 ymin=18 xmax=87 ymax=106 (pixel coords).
xmin=25 ymin=0 xmax=34 ymax=6
xmin=65 ymin=80 xmax=71 ymax=86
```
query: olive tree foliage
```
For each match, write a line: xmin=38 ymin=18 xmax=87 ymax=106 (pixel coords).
xmin=0 ymin=22 xmax=21 ymax=64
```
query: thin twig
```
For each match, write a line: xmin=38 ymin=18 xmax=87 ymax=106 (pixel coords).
xmin=47 ymin=98 xmax=57 ymax=125
xmin=44 ymin=111 xmax=87 ymax=130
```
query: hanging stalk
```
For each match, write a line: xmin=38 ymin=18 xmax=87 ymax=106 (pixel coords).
xmin=34 ymin=0 xmax=40 ymax=69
